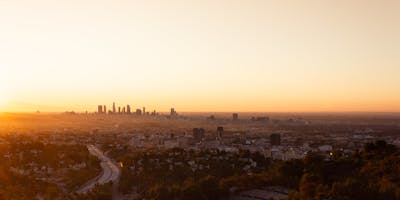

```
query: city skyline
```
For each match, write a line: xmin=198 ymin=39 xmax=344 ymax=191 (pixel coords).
xmin=1 ymin=1 xmax=400 ymax=199
xmin=1 ymin=0 xmax=400 ymax=112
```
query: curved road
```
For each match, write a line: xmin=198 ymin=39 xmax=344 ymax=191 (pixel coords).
xmin=77 ymin=145 xmax=121 ymax=194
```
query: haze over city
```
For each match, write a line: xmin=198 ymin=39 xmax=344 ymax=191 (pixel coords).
xmin=1 ymin=1 xmax=400 ymax=200
xmin=1 ymin=0 xmax=400 ymax=112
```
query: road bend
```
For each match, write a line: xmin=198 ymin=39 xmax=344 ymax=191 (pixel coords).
xmin=77 ymin=145 xmax=121 ymax=196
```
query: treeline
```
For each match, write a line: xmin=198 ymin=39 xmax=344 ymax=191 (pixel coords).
xmin=0 ymin=166 xmax=61 ymax=200
xmin=116 ymin=148 xmax=272 ymax=197
xmin=117 ymin=141 xmax=399 ymax=200
xmin=0 ymin=136 xmax=102 ymax=199
xmin=288 ymin=140 xmax=400 ymax=200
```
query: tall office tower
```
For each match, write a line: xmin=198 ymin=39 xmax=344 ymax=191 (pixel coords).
xmin=103 ymin=105 xmax=106 ymax=114
xmin=232 ymin=113 xmax=239 ymax=120
xmin=97 ymin=105 xmax=103 ymax=114
xmin=217 ymin=126 xmax=224 ymax=140
xmin=112 ymin=102 xmax=116 ymax=113
xmin=122 ymin=107 xmax=126 ymax=114
xmin=136 ymin=109 xmax=142 ymax=115
xmin=170 ymin=108 xmax=177 ymax=116
xmin=127 ymin=105 xmax=131 ymax=114
xmin=270 ymin=133 xmax=281 ymax=146
xmin=118 ymin=107 xmax=121 ymax=114
xmin=143 ymin=107 xmax=146 ymax=115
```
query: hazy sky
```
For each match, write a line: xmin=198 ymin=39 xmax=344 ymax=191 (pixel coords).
xmin=1 ymin=0 xmax=399 ymax=112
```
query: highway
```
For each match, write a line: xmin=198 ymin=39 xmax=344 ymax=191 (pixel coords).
xmin=77 ymin=145 xmax=121 ymax=194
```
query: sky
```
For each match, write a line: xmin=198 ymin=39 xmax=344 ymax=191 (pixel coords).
xmin=0 ymin=0 xmax=399 ymax=112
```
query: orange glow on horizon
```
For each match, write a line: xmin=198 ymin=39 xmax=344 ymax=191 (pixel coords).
xmin=1 ymin=0 xmax=400 ymax=113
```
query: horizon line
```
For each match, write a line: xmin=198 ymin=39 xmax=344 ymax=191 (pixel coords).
xmin=2 ymin=111 xmax=400 ymax=114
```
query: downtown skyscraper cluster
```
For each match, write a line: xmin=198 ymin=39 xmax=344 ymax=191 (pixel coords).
xmin=97 ymin=102 xmax=156 ymax=116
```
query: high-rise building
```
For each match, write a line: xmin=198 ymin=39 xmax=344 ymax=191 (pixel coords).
xmin=97 ymin=105 xmax=103 ymax=114
xmin=136 ymin=109 xmax=142 ymax=115
xmin=233 ymin=113 xmax=239 ymax=120
xmin=127 ymin=105 xmax=131 ymax=114
xmin=208 ymin=115 xmax=216 ymax=120
xmin=270 ymin=133 xmax=281 ymax=146
xmin=170 ymin=108 xmax=177 ymax=116
xmin=143 ymin=107 xmax=146 ymax=115
xmin=118 ymin=107 xmax=121 ymax=114
xmin=217 ymin=126 xmax=224 ymax=140
xmin=122 ymin=107 xmax=126 ymax=114
xmin=103 ymin=105 xmax=106 ymax=114
xmin=112 ymin=102 xmax=116 ymax=113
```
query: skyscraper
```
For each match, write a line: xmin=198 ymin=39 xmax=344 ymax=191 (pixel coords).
xmin=112 ymin=102 xmax=116 ymax=113
xmin=118 ymin=107 xmax=121 ymax=114
xmin=143 ymin=107 xmax=146 ymax=115
xmin=233 ymin=113 xmax=239 ymax=120
xmin=98 ymin=105 xmax=103 ymax=114
xmin=127 ymin=105 xmax=131 ymax=114
xmin=170 ymin=108 xmax=177 ymax=116
xmin=217 ymin=126 xmax=224 ymax=140
xmin=103 ymin=105 xmax=106 ymax=114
